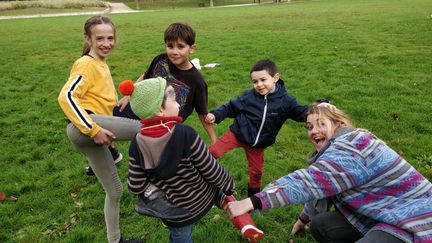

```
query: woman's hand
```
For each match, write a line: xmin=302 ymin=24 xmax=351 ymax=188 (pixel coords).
xmin=291 ymin=219 xmax=308 ymax=235
xmin=224 ymin=198 xmax=254 ymax=218
xmin=205 ymin=113 xmax=215 ymax=124
xmin=116 ymin=96 xmax=130 ymax=112
xmin=317 ymin=102 xmax=336 ymax=111
xmin=92 ymin=128 xmax=116 ymax=146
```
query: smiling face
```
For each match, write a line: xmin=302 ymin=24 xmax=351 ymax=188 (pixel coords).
xmin=306 ymin=114 xmax=338 ymax=152
xmin=165 ymin=39 xmax=195 ymax=70
xmin=250 ymin=70 xmax=279 ymax=96
xmin=85 ymin=23 xmax=115 ymax=61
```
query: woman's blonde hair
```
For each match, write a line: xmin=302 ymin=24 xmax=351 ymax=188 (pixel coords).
xmin=306 ymin=103 xmax=353 ymax=131
xmin=306 ymin=103 xmax=386 ymax=147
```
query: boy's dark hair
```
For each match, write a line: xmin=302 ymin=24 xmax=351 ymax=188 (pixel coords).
xmin=250 ymin=59 xmax=278 ymax=76
xmin=164 ymin=23 xmax=196 ymax=46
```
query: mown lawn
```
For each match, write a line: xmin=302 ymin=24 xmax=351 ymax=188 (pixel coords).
xmin=1 ymin=0 xmax=431 ymax=242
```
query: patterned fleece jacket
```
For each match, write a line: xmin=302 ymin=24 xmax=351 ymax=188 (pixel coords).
xmin=255 ymin=129 xmax=432 ymax=243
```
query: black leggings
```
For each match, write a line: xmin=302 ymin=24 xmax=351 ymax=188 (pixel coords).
xmin=310 ymin=211 xmax=405 ymax=243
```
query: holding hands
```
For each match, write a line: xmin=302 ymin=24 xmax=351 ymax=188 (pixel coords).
xmin=205 ymin=113 xmax=216 ymax=124
xmin=223 ymin=198 xmax=254 ymax=219
xmin=116 ymin=96 xmax=130 ymax=112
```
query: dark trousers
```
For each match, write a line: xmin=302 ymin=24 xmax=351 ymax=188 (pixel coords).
xmin=113 ymin=104 xmax=140 ymax=120
xmin=310 ymin=211 xmax=405 ymax=243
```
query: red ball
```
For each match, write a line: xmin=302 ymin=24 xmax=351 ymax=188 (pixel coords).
xmin=118 ymin=80 xmax=135 ymax=96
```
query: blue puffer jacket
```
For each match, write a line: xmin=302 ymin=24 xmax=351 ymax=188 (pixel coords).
xmin=211 ymin=79 xmax=307 ymax=148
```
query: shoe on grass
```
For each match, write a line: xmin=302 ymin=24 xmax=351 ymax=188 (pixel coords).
xmin=241 ymin=224 xmax=264 ymax=242
xmin=135 ymin=190 xmax=190 ymax=220
xmin=109 ymin=146 xmax=123 ymax=164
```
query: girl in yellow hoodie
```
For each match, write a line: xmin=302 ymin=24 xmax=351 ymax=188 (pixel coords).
xmin=58 ymin=15 xmax=142 ymax=243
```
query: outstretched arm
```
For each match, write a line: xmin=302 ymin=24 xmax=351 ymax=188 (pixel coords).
xmin=199 ymin=114 xmax=217 ymax=144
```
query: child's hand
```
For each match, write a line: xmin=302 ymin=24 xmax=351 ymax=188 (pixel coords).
xmin=225 ymin=198 xmax=254 ymax=218
xmin=317 ymin=102 xmax=336 ymax=111
xmin=116 ymin=96 xmax=130 ymax=112
xmin=93 ymin=128 xmax=116 ymax=146
xmin=205 ymin=113 xmax=216 ymax=124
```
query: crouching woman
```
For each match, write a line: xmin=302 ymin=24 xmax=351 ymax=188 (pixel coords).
xmin=226 ymin=103 xmax=432 ymax=243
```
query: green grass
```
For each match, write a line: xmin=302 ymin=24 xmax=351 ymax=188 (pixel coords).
xmin=1 ymin=0 xmax=432 ymax=242
xmin=121 ymin=0 xmax=259 ymax=10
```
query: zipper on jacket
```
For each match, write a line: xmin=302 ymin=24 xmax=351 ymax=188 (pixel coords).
xmin=252 ymin=94 xmax=268 ymax=147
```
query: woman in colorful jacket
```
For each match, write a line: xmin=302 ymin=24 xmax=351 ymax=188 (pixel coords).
xmin=225 ymin=103 xmax=432 ymax=243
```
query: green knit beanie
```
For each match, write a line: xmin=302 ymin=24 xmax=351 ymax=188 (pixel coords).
xmin=118 ymin=77 xmax=167 ymax=120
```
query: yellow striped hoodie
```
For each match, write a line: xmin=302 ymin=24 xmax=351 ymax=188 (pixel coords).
xmin=58 ymin=55 xmax=117 ymax=137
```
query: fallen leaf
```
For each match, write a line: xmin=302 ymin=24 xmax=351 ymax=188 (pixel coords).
xmin=63 ymin=222 xmax=71 ymax=230
xmin=0 ymin=192 xmax=6 ymax=202
xmin=42 ymin=229 xmax=54 ymax=235
xmin=74 ymin=201 xmax=83 ymax=208
xmin=10 ymin=196 xmax=18 ymax=202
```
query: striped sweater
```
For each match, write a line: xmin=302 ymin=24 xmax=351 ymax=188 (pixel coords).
xmin=256 ymin=130 xmax=432 ymax=243
xmin=58 ymin=55 xmax=117 ymax=137
xmin=128 ymin=123 xmax=235 ymax=227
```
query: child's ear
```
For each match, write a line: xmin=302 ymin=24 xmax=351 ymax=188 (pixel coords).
xmin=273 ymin=73 xmax=280 ymax=82
xmin=189 ymin=44 xmax=196 ymax=54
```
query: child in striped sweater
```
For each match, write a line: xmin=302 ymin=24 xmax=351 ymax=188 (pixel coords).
xmin=121 ymin=78 xmax=264 ymax=242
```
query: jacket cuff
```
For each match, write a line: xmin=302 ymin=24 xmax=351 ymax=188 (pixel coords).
xmin=250 ymin=195 xmax=262 ymax=210
xmin=88 ymin=125 xmax=101 ymax=138
xmin=298 ymin=215 xmax=310 ymax=224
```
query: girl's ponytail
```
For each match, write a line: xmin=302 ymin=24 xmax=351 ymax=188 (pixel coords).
xmin=82 ymin=42 xmax=91 ymax=56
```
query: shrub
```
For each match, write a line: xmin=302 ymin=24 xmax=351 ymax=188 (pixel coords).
xmin=0 ymin=0 xmax=108 ymax=11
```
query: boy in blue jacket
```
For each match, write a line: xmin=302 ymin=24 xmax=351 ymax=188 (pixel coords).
xmin=205 ymin=59 xmax=308 ymax=196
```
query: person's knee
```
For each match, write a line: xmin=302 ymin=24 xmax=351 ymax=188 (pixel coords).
xmin=248 ymin=170 xmax=263 ymax=188
xmin=105 ymin=179 xmax=123 ymax=202
xmin=208 ymin=145 xmax=221 ymax=158
xmin=310 ymin=213 xmax=328 ymax=242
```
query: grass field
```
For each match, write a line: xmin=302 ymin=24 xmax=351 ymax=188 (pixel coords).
xmin=1 ymin=0 xmax=432 ymax=242
xmin=120 ymin=0 xmax=260 ymax=10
